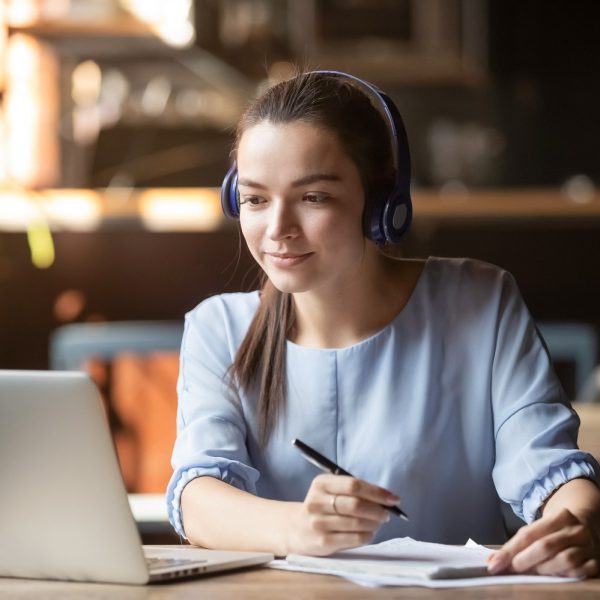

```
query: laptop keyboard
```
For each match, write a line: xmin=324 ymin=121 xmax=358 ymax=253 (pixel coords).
xmin=146 ymin=556 xmax=207 ymax=570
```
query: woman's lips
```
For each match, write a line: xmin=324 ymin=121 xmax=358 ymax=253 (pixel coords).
xmin=264 ymin=252 xmax=314 ymax=267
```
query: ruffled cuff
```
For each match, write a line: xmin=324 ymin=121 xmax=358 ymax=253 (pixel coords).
xmin=167 ymin=462 xmax=259 ymax=539
xmin=518 ymin=456 xmax=600 ymax=523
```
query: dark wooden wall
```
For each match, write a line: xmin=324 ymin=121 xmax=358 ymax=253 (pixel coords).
xmin=0 ymin=229 xmax=259 ymax=370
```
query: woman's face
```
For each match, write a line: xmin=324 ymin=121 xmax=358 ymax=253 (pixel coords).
xmin=237 ymin=120 xmax=369 ymax=296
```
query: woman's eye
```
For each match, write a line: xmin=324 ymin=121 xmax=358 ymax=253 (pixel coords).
xmin=239 ymin=196 xmax=265 ymax=206
xmin=303 ymin=193 xmax=328 ymax=204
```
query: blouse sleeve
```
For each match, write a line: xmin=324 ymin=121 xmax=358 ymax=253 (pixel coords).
xmin=491 ymin=270 xmax=600 ymax=523
xmin=166 ymin=297 xmax=259 ymax=538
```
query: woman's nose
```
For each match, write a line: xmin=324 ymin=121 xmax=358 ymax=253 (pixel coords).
xmin=266 ymin=201 xmax=298 ymax=240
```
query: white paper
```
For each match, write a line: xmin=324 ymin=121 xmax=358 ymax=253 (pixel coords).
xmin=269 ymin=537 xmax=581 ymax=588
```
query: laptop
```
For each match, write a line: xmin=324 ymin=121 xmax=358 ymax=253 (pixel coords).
xmin=0 ymin=370 xmax=273 ymax=584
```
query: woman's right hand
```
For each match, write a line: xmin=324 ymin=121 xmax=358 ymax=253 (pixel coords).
xmin=285 ymin=474 xmax=401 ymax=556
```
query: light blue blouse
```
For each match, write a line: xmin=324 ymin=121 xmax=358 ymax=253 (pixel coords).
xmin=167 ymin=257 xmax=599 ymax=544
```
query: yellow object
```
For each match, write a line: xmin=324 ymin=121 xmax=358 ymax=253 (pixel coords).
xmin=26 ymin=220 xmax=55 ymax=268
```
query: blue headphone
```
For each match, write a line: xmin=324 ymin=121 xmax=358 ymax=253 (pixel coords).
xmin=220 ymin=70 xmax=412 ymax=245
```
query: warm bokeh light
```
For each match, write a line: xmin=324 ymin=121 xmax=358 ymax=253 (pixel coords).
xmin=562 ymin=174 xmax=595 ymax=205
xmin=267 ymin=61 xmax=296 ymax=84
xmin=141 ymin=76 xmax=172 ymax=117
xmin=5 ymin=33 xmax=59 ymax=187
xmin=54 ymin=289 xmax=87 ymax=322
xmin=138 ymin=188 xmax=223 ymax=231
xmin=6 ymin=0 xmax=40 ymax=26
xmin=0 ymin=3 xmax=7 ymax=90
xmin=42 ymin=189 xmax=103 ymax=229
xmin=0 ymin=189 xmax=102 ymax=230
xmin=121 ymin=0 xmax=194 ymax=48
xmin=72 ymin=60 xmax=102 ymax=107
xmin=0 ymin=107 xmax=7 ymax=181
xmin=0 ymin=190 xmax=38 ymax=230
xmin=0 ymin=188 xmax=227 ymax=232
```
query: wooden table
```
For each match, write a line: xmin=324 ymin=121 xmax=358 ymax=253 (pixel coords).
xmin=1 ymin=566 xmax=599 ymax=599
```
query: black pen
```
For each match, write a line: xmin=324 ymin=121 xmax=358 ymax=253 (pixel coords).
xmin=292 ymin=438 xmax=409 ymax=521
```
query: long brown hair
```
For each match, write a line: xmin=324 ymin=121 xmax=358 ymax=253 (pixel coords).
xmin=229 ymin=71 xmax=395 ymax=444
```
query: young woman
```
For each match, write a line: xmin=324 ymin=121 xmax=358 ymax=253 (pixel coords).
xmin=167 ymin=70 xmax=600 ymax=577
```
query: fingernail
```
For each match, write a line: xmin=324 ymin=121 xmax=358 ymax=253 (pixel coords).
xmin=487 ymin=552 xmax=509 ymax=575
xmin=387 ymin=492 xmax=400 ymax=503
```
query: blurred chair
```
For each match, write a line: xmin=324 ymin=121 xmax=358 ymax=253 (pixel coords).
xmin=49 ymin=321 xmax=183 ymax=494
xmin=537 ymin=322 xmax=598 ymax=401
xmin=50 ymin=321 xmax=183 ymax=371
xmin=577 ymin=367 xmax=600 ymax=404
xmin=572 ymin=402 xmax=600 ymax=463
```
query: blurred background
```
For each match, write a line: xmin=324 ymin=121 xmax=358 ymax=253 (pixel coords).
xmin=1 ymin=0 xmax=599 ymax=501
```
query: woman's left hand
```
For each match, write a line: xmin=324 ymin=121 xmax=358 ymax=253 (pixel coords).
xmin=488 ymin=508 xmax=600 ymax=577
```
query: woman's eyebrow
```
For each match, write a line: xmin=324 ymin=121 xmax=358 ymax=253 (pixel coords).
xmin=291 ymin=173 xmax=341 ymax=187
xmin=238 ymin=173 xmax=341 ymax=189
xmin=238 ymin=178 xmax=267 ymax=189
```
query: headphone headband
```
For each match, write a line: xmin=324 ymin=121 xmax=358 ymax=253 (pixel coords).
xmin=221 ymin=70 xmax=412 ymax=245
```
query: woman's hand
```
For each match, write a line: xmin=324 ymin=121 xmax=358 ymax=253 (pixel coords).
xmin=285 ymin=474 xmax=400 ymax=556
xmin=488 ymin=508 xmax=600 ymax=577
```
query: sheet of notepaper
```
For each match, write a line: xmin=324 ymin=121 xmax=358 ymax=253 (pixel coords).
xmin=269 ymin=538 xmax=581 ymax=588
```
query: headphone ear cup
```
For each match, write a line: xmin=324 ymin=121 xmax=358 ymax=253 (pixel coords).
xmin=364 ymin=189 xmax=412 ymax=245
xmin=221 ymin=164 xmax=239 ymax=219
xmin=382 ymin=191 xmax=412 ymax=244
